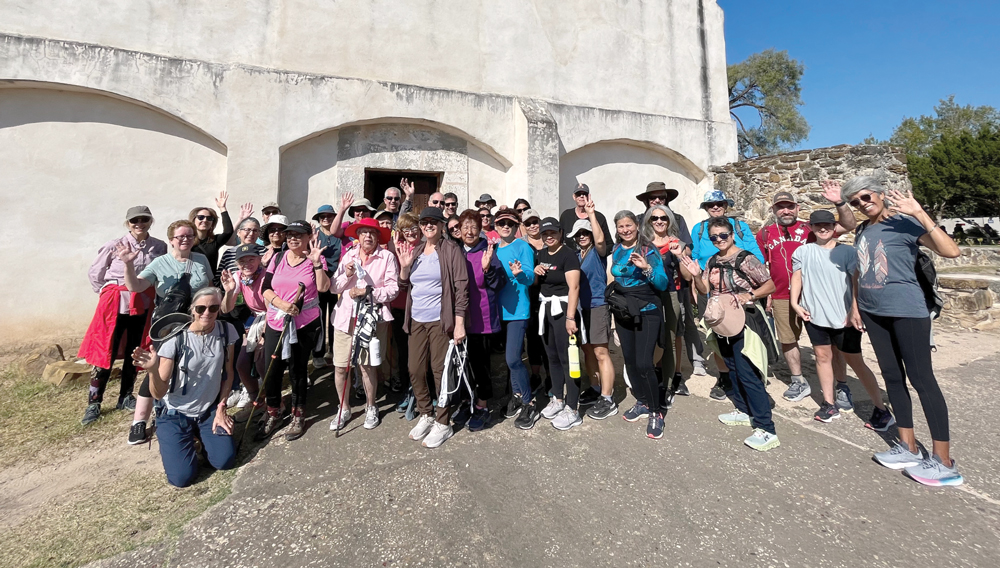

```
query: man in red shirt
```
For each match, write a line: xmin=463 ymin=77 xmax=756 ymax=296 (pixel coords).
xmin=756 ymin=183 xmax=856 ymax=401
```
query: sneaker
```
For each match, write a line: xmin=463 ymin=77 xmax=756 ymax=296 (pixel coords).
xmin=709 ymin=385 xmax=728 ymax=401
xmin=874 ymin=442 xmax=925 ymax=470
xmin=397 ymin=388 xmax=413 ymax=413
xmin=551 ymin=407 xmax=583 ymax=431
xmin=127 ymin=422 xmax=148 ymax=445
xmin=256 ymin=410 xmax=285 ymax=440
xmin=647 ymin=412 xmax=664 ymax=439
xmin=692 ymin=361 xmax=708 ymax=376
xmin=835 ymin=382 xmax=854 ymax=413
xmin=658 ymin=385 xmax=671 ymax=409
xmin=541 ymin=397 xmax=565 ymax=420
xmin=422 ymin=422 xmax=453 ymax=448
xmin=904 ymin=456 xmax=964 ymax=487
xmin=514 ymin=403 xmax=541 ymax=430
xmin=235 ymin=389 xmax=253 ymax=409
xmin=674 ymin=374 xmax=690 ymax=396
xmin=389 ymin=375 xmax=404 ymax=393
xmin=468 ymin=407 xmax=491 ymax=432
xmin=505 ymin=395 xmax=525 ymax=419
xmin=814 ymin=402 xmax=841 ymax=423
xmin=350 ymin=387 xmax=365 ymax=406
xmin=744 ymin=428 xmax=780 ymax=452
xmin=409 ymin=414 xmax=436 ymax=441
xmin=452 ymin=403 xmax=472 ymax=426
xmin=782 ymin=380 xmax=812 ymax=402
xmin=718 ymin=409 xmax=751 ymax=426
xmin=116 ymin=394 xmax=138 ymax=411
xmin=329 ymin=406 xmax=352 ymax=431
xmin=81 ymin=403 xmax=101 ymax=425
xmin=312 ymin=356 xmax=327 ymax=369
xmin=363 ymin=406 xmax=380 ymax=430
xmin=865 ymin=407 xmax=896 ymax=432
xmin=622 ymin=401 xmax=650 ymax=422
xmin=285 ymin=409 xmax=305 ymax=440
xmin=405 ymin=392 xmax=418 ymax=421
xmin=226 ymin=387 xmax=243 ymax=408
xmin=579 ymin=388 xmax=601 ymax=406
xmin=586 ymin=397 xmax=619 ymax=420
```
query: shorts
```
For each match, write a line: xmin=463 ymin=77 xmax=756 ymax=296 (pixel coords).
xmin=804 ymin=321 xmax=862 ymax=354
xmin=333 ymin=322 xmax=389 ymax=367
xmin=582 ymin=305 xmax=611 ymax=345
xmin=771 ymin=299 xmax=803 ymax=344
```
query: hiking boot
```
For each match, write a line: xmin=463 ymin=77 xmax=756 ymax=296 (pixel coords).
xmin=586 ymin=397 xmax=618 ymax=420
xmin=579 ymin=388 xmax=601 ymax=406
xmin=468 ymin=407 xmax=491 ymax=431
xmin=647 ymin=412 xmax=665 ymax=439
xmin=835 ymin=382 xmax=854 ymax=413
xmin=551 ymin=407 xmax=583 ymax=431
xmin=127 ymin=421 xmax=148 ymax=445
xmin=329 ymin=406 xmax=351 ymax=431
xmin=692 ymin=361 xmax=708 ymax=376
xmin=814 ymin=402 xmax=841 ymax=423
xmin=226 ymin=387 xmax=243 ymax=408
xmin=256 ymin=409 xmax=285 ymax=440
xmin=422 ymin=422 xmax=453 ymax=448
xmin=674 ymin=373 xmax=690 ymax=396
xmin=505 ymin=395 xmax=525 ymax=419
xmin=363 ymin=405 xmax=380 ymax=430
xmin=622 ymin=401 xmax=650 ymax=422
xmin=904 ymin=456 xmax=964 ymax=487
xmin=285 ymin=408 xmax=306 ymax=441
xmin=409 ymin=414 xmax=436 ymax=441
xmin=116 ymin=394 xmax=137 ymax=411
xmin=541 ymin=397 xmax=565 ymax=420
xmin=744 ymin=428 xmax=780 ymax=452
xmin=782 ymin=380 xmax=812 ymax=402
xmin=718 ymin=409 xmax=751 ymax=426
xmin=514 ymin=402 xmax=541 ymax=430
xmin=81 ymin=403 xmax=101 ymax=425
xmin=874 ymin=442 xmax=924 ymax=470
xmin=865 ymin=407 xmax=896 ymax=432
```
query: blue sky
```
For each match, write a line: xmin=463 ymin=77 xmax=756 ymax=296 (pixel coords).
xmin=717 ymin=0 xmax=1000 ymax=149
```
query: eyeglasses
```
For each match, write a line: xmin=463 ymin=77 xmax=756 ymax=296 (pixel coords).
xmin=496 ymin=220 xmax=517 ymax=228
xmin=173 ymin=234 xmax=195 ymax=241
xmin=648 ymin=215 xmax=670 ymax=222
xmin=239 ymin=227 xmax=260 ymax=233
xmin=384 ymin=196 xmax=400 ymax=202
xmin=708 ymin=233 xmax=731 ymax=242
xmin=704 ymin=201 xmax=728 ymax=209
xmin=401 ymin=227 xmax=420 ymax=235
xmin=443 ymin=201 xmax=458 ymax=208
xmin=524 ymin=219 xmax=539 ymax=226
xmin=195 ymin=215 xmax=216 ymax=221
xmin=129 ymin=216 xmax=151 ymax=224
xmin=193 ymin=304 xmax=221 ymax=315
xmin=849 ymin=193 xmax=875 ymax=208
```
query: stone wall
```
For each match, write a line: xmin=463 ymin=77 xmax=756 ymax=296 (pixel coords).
xmin=938 ymin=275 xmax=1000 ymax=331
xmin=712 ymin=144 xmax=910 ymax=231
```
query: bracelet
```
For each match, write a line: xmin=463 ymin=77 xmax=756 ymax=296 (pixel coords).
xmin=313 ymin=264 xmax=323 ymax=269
xmin=834 ymin=200 xmax=846 ymax=207
xmin=566 ymin=317 xmax=575 ymax=321
xmin=642 ymin=266 xmax=654 ymax=278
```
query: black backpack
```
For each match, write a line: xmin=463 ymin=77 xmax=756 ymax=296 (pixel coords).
xmin=857 ymin=221 xmax=943 ymax=319
xmin=152 ymin=260 xmax=194 ymax=322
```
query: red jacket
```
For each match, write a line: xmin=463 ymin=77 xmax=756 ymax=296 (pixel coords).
xmin=78 ymin=285 xmax=155 ymax=369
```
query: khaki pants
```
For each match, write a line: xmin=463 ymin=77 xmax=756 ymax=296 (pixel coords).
xmin=408 ymin=321 xmax=452 ymax=424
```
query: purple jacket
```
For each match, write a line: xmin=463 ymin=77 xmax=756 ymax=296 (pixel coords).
xmin=463 ymin=239 xmax=507 ymax=334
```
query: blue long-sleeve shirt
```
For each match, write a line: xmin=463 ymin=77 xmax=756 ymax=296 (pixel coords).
xmin=690 ymin=217 xmax=765 ymax=269
xmin=611 ymin=243 xmax=669 ymax=312
xmin=496 ymin=239 xmax=536 ymax=321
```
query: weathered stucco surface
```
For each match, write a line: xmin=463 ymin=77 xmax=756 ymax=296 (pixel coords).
xmin=0 ymin=1 xmax=736 ymax=336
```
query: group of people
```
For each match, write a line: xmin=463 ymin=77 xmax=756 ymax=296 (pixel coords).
xmin=78 ymin=175 xmax=964 ymax=489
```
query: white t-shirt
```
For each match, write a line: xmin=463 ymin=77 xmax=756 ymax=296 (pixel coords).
xmin=791 ymin=243 xmax=857 ymax=329
xmin=158 ymin=322 xmax=238 ymax=417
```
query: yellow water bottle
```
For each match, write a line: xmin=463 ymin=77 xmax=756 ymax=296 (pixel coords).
xmin=568 ymin=334 xmax=581 ymax=379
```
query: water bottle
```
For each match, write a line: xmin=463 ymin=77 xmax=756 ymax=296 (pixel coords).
xmin=568 ymin=334 xmax=581 ymax=379
xmin=368 ymin=336 xmax=382 ymax=366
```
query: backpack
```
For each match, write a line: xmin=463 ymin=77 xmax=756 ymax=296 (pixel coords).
xmin=698 ymin=217 xmax=746 ymax=241
xmin=706 ymin=250 xmax=780 ymax=365
xmin=152 ymin=260 xmax=194 ymax=322
xmin=857 ymin=221 xmax=943 ymax=319
xmin=168 ymin=322 xmax=231 ymax=396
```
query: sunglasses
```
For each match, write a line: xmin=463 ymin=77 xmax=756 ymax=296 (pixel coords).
xmin=704 ymin=201 xmax=728 ymax=209
xmin=849 ymin=194 xmax=875 ymax=208
xmin=444 ymin=201 xmax=458 ymax=208
xmin=708 ymin=233 xmax=731 ymax=242
xmin=516 ymin=207 xmax=529 ymax=214
xmin=129 ymin=216 xmax=151 ymax=224
xmin=173 ymin=234 xmax=195 ymax=241
xmin=647 ymin=195 xmax=668 ymax=202
xmin=193 ymin=304 xmax=221 ymax=315
xmin=524 ymin=219 xmax=540 ymax=226
xmin=419 ymin=219 xmax=440 ymax=227
xmin=648 ymin=215 xmax=670 ymax=222
xmin=496 ymin=220 xmax=517 ymax=228
xmin=429 ymin=200 xmax=442 ymax=206
xmin=284 ymin=232 xmax=306 ymax=239
xmin=384 ymin=196 xmax=400 ymax=202
xmin=195 ymin=214 xmax=216 ymax=221
xmin=262 ymin=208 xmax=280 ymax=215
xmin=574 ymin=192 xmax=588 ymax=198
xmin=448 ymin=225 xmax=461 ymax=232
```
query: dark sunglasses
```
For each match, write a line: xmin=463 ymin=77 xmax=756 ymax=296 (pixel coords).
xmin=849 ymin=194 xmax=875 ymax=208
xmin=708 ymin=233 xmax=731 ymax=242
xmin=129 ymin=216 xmax=151 ymax=224
xmin=574 ymin=191 xmax=588 ymax=198
xmin=648 ymin=215 xmax=670 ymax=222
xmin=524 ymin=219 xmax=540 ymax=226
xmin=429 ymin=199 xmax=442 ymax=205
xmin=195 ymin=214 xmax=216 ymax=221
xmin=420 ymin=219 xmax=441 ymax=227
xmin=516 ymin=207 xmax=529 ymax=214
xmin=448 ymin=224 xmax=461 ymax=232
xmin=193 ymin=304 xmax=221 ymax=314
xmin=444 ymin=201 xmax=458 ymax=208
xmin=704 ymin=201 xmax=728 ymax=209
xmin=384 ymin=196 xmax=400 ymax=202
xmin=496 ymin=220 xmax=518 ymax=228
xmin=262 ymin=208 xmax=280 ymax=215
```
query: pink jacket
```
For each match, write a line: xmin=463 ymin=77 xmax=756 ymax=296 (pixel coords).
xmin=330 ymin=245 xmax=400 ymax=333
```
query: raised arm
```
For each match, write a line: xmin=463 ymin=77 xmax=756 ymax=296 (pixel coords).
xmin=584 ymin=197 xmax=607 ymax=256
xmin=887 ymin=190 xmax=961 ymax=258
xmin=822 ymin=181 xmax=858 ymax=235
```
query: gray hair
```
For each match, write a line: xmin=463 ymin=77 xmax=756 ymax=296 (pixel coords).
xmin=613 ymin=210 xmax=652 ymax=247
xmin=190 ymin=287 xmax=224 ymax=312
xmin=640 ymin=205 xmax=679 ymax=243
xmin=840 ymin=176 xmax=885 ymax=202
xmin=237 ymin=216 xmax=260 ymax=231
xmin=385 ymin=187 xmax=401 ymax=197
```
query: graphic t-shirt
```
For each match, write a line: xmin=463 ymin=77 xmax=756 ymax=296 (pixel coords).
xmin=265 ymin=253 xmax=327 ymax=330
xmin=158 ymin=322 xmax=238 ymax=418
xmin=792 ymin=243 xmax=857 ymax=329
xmin=756 ymin=221 xmax=815 ymax=299
xmin=855 ymin=215 xmax=928 ymax=318
xmin=537 ymin=246 xmax=581 ymax=297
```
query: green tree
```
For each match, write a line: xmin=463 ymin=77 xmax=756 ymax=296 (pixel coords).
xmin=889 ymin=95 xmax=1000 ymax=156
xmin=728 ymin=49 xmax=810 ymax=159
xmin=909 ymin=127 xmax=1000 ymax=219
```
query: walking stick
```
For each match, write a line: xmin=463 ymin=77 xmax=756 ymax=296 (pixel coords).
xmin=237 ymin=282 xmax=305 ymax=452
xmin=336 ymin=292 xmax=367 ymax=438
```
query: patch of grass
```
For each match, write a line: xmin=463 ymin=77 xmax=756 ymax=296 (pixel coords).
xmin=0 ymin=468 xmax=236 ymax=568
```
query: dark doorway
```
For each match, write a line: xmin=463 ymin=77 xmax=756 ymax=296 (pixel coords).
xmin=365 ymin=169 xmax=442 ymax=212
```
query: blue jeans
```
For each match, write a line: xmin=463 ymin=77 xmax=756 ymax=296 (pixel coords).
xmin=717 ymin=331 xmax=775 ymax=434
xmin=157 ymin=408 xmax=236 ymax=488
xmin=504 ymin=319 xmax=531 ymax=403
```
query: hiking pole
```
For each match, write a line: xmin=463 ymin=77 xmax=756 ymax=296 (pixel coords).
xmin=336 ymin=293 xmax=365 ymax=438
xmin=237 ymin=283 xmax=305 ymax=452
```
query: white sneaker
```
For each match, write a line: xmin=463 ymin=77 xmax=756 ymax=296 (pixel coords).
xmin=551 ymin=407 xmax=582 ymax=431
xmin=422 ymin=422 xmax=454 ymax=448
xmin=363 ymin=405 xmax=380 ymax=430
xmin=693 ymin=361 xmax=708 ymax=376
xmin=409 ymin=414 xmax=436 ymax=441
xmin=329 ymin=406 xmax=351 ymax=431
xmin=226 ymin=387 xmax=243 ymax=408
xmin=541 ymin=397 xmax=565 ymax=420
xmin=235 ymin=389 xmax=253 ymax=409
xmin=312 ymin=356 xmax=327 ymax=369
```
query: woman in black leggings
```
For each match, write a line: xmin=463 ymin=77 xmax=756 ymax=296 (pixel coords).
xmin=844 ymin=176 xmax=962 ymax=486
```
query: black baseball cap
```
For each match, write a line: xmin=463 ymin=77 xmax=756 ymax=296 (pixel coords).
xmin=419 ymin=207 xmax=446 ymax=223
xmin=233 ymin=243 xmax=261 ymax=260
xmin=574 ymin=184 xmax=590 ymax=195
xmin=539 ymin=217 xmax=561 ymax=233
xmin=809 ymin=210 xmax=837 ymax=225
xmin=284 ymin=220 xmax=312 ymax=234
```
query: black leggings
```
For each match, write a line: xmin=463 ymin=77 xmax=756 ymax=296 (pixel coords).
xmin=314 ymin=291 xmax=337 ymax=357
xmin=615 ymin=310 xmax=662 ymax=412
xmin=90 ymin=312 xmax=147 ymax=404
xmin=541 ymin=308 xmax=579 ymax=409
xmin=861 ymin=312 xmax=949 ymax=442
xmin=466 ymin=333 xmax=495 ymax=403
xmin=391 ymin=307 xmax=410 ymax=384
xmin=263 ymin=318 xmax=322 ymax=410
